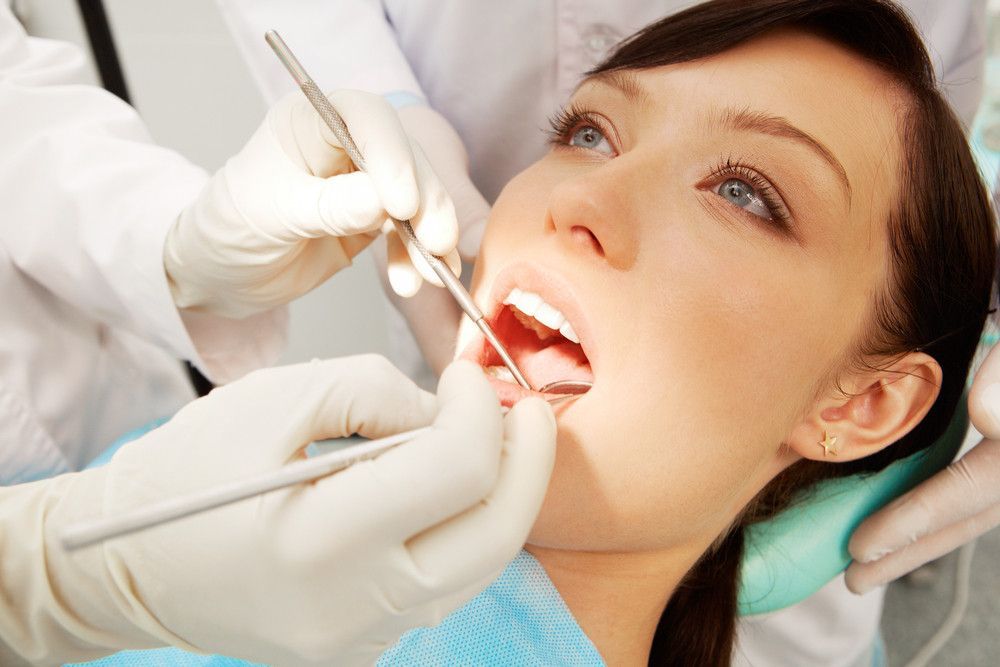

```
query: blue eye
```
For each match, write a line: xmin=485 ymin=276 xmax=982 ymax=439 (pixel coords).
xmin=716 ymin=178 xmax=773 ymax=220
xmin=569 ymin=125 xmax=614 ymax=155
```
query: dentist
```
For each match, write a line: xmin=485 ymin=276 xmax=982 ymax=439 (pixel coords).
xmin=0 ymin=7 xmax=555 ymax=666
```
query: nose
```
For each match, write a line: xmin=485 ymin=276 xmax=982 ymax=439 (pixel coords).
xmin=546 ymin=161 xmax=639 ymax=269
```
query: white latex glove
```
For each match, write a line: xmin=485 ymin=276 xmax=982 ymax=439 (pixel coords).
xmin=846 ymin=343 xmax=1000 ymax=594
xmin=396 ymin=105 xmax=491 ymax=263
xmin=1 ymin=357 xmax=555 ymax=666
xmin=373 ymin=105 xmax=493 ymax=374
xmin=164 ymin=90 xmax=461 ymax=319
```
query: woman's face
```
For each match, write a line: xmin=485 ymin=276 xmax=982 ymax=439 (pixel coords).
xmin=456 ymin=30 xmax=904 ymax=553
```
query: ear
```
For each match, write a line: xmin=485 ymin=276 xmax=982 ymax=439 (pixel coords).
xmin=785 ymin=352 xmax=942 ymax=462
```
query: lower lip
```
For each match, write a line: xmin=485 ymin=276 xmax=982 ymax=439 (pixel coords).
xmin=483 ymin=371 xmax=591 ymax=409
xmin=457 ymin=336 xmax=549 ymax=407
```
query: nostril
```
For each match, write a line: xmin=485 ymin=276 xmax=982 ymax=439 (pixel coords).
xmin=570 ymin=226 xmax=605 ymax=257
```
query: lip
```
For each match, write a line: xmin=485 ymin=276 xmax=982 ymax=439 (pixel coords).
xmin=459 ymin=260 xmax=599 ymax=406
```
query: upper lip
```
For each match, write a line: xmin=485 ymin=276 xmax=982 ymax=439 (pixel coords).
xmin=484 ymin=261 xmax=599 ymax=375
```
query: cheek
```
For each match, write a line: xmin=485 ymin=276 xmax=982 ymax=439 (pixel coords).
xmin=470 ymin=167 xmax=552 ymax=292
xmin=629 ymin=212 xmax=860 ymax=433
xmin=484 ymin=166 xmax=554 ymax=241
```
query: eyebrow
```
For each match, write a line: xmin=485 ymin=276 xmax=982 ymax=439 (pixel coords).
xmin=715 ymin=107 xmax=852 ymax=201
xmin=584 ymin=70 xmax=852 ymax=202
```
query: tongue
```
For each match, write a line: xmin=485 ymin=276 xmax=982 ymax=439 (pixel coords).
xmin=517 ymin=340 xmax=593 ymax=389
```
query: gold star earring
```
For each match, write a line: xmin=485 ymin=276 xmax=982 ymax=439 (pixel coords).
xmin=819 ymin=431 xmax=841 ymax=457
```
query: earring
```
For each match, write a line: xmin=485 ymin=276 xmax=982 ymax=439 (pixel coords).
xmin=819 ymin=431 xmax=841 ymax=457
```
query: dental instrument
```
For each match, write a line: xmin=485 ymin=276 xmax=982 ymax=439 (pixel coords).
xmin=536 ymin=379 xmax=592 ymax=394
xmin=264 ymin=31 xmax=533 ymax=391
xmin=59 ymin=427 xmax=429 ymax=551
xmin=59 ymin=392 xmax=579 ymax=552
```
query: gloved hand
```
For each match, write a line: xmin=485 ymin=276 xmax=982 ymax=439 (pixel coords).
xmin=373 ymin=104 xmax=493 ymax=373
xmin=396 ymin=105 xmax=491 ymax=263
xmin=163 ymin=90 xmax=461 ymax=318
xmin=5 ymin=357 xmax=555 ymax=666
xmin=846 ymin=343 xmax=1000 ymax=594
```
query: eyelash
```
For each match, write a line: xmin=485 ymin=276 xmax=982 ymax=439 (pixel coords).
xmin=547 ymin=107 xmax=794 ymax=235
xmin=707 ymin=156 xmax=793 ymax=234
xmin=546 ymin=105 xmax=615 ymax=152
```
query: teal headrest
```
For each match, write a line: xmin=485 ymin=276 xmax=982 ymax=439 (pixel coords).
xmin=737 ymin=396 xmax=968 ymax=615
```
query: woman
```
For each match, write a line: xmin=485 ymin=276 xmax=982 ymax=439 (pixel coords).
xmin=78 ymin=1 xmax=995 ymax=665
xmin=445 ymin=1 xmax=995 ymax=663
xmin=222 ymin=3 xmax=993 ymax=663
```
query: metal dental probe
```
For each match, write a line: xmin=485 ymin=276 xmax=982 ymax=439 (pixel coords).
xmin=265 ymin=31 xmax=532 ymax=391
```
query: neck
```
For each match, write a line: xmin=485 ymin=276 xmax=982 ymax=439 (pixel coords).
xmin=525 ymin=543 xmax=703 ymax=666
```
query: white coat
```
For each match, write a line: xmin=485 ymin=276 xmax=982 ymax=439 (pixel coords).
xmin=0 ymin=6 xmax=285 ymax=485
xmin=217 ymin=2 xmax=987 ymax=666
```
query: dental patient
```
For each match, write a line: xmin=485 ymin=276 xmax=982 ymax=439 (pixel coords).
xmin=75 ymin=0 xmax=995 ymax=666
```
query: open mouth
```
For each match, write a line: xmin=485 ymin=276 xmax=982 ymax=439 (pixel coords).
xmin=461 ymin=286 xmax=595 ymax=407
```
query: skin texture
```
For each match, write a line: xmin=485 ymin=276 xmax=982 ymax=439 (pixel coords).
xmin=454 ymin=29 xmax=943 ymax=665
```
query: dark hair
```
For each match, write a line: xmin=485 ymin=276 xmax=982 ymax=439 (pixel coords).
xmin=590 ymin=1 xmax=996 ymax=664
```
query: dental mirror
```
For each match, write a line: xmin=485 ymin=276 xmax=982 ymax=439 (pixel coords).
xmin=537 ymin=380 xmax=593 ymax=395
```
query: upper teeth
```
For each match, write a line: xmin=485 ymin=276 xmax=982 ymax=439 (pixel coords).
xmin=502 ymin=288 xmax=580 ymax=344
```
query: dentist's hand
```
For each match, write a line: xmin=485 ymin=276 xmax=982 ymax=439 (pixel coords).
xmin=373 ymin=104 xmax=493 ymax=373
xmin=12 ymin=357 xmax=555 ymax=666
xmin=163 ymin=90 xmax=460 ymax=319
xmin=396 ymin=105 xmax=491 ymax=264
xmin=846 ymin=344 xmax=1000 ymax=594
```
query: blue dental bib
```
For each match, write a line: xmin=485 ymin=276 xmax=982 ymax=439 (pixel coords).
xmin=68 ymin=552 xmax=604 ymax=667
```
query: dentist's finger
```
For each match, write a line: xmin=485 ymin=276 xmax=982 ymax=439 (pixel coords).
xmin=386 ymin=230 xmax=422 ymax=298
xmin=322 ymin=90 xmax=421 ymax=222
xmin=848 ymin=439 xmax=1000 ymax=563
xmin=309 ymin=171 xmax=390 ymax=237
xmin=401 ymin=396 xmax=556 ymax=602
xmin=406 ymin=139 xmax=460 ymax=258
xmin=388 ymin=231 xmax=462 ymax=298
xmin=141 ymin=355 xmax=436 ymax=471
xmin=458 ymin=217 xmax=488 ymax=262
xmin=309 ymin=360 xmax=504 ymax=541
xmin=846 ymin=500 xmax=1000 ymax=593
xmin=399 ymin=233 xmax=462 ymax=289
xmin=316 ymin=93 xmax=460 ymax=258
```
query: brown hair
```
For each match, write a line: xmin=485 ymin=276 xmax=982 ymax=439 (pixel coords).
xmin=590 ymin=1 xmax=997 ymax=664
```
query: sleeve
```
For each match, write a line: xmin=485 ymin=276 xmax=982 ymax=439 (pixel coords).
xmin=0 ymin=470 xmax=173 ymax=665
xmin=0 ymin=6 xmax=286 ymax=384
xmin=215 ymin=0 xmax=427 ymax=105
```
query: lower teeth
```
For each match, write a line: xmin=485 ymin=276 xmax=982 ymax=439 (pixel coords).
xmin=485 ymin=366 xmax=517 ymax=384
